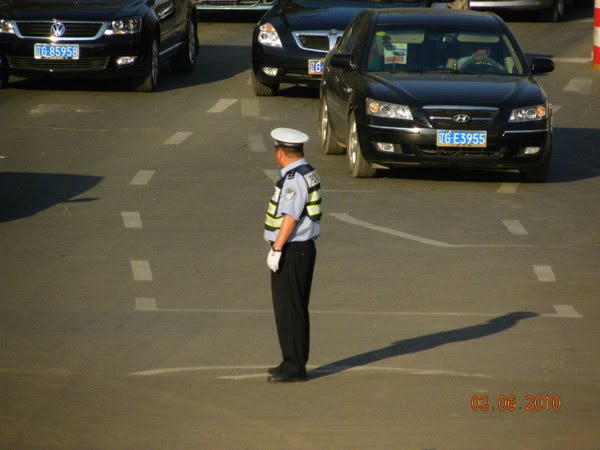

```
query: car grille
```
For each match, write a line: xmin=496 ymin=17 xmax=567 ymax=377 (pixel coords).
xmin=196 ymin=0 xmax=274 ymax=5
xmin=7 ymin=56 xmax=109 ymax=71
xmin=417 ymin=145 xmax=505 ymax=158
xmin=14 ymin=21 xmax=104 ymax=40
xmin=424 ymin=106 xmax=499 ymax=130
xmin=292 ymin=30 xmax=343 ymax=53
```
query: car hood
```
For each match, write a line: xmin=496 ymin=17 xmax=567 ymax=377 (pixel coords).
xmin=274 ymin=0 xmax=431 ymax=31
xmin=0 ymin=0 xmax=147 ymax=21
xmin=367 ymin=73 xmax=545 ymax=107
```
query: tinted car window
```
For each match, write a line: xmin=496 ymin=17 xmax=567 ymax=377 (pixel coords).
xmin=367 ymin=26 xmax=523 ymax=75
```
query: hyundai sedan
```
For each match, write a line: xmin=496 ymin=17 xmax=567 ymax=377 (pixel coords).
xmin=319 ymin=9 xmax=554 ymax=182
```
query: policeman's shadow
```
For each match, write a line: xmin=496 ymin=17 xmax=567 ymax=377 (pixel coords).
xmin=310 ymin=311 xmax=538 ymax=379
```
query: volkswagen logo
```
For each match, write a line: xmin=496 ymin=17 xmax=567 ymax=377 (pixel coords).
xmin=453 ymin=114 xmax=471 ymax=124
xmin=50 ymin=21 xmax=66 ymax=37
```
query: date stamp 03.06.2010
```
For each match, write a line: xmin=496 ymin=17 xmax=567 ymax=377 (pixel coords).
xmin=471 ymin=394 xmax=562 ymax=412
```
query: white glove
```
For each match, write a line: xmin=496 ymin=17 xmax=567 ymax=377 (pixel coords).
xmin=267 ymin=248 xmax=282 ymax=272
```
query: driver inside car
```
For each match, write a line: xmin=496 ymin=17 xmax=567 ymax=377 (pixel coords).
xmin=457 ymin=44 xmax=505 ymax=71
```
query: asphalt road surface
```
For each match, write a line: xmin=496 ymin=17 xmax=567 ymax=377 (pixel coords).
xmin=1 ymin=8 xmax=599 ymax=449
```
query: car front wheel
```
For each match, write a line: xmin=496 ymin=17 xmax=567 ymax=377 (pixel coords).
xmin=170 ymin=19 xmax=198 ymax=73
xmin=319 ymin=95 xmax=344 ymax=155
xmin=347 ymin=113 xmax=377 ymax=178
xmin=540 ymin=0 xmax=564 ymax=22
xmin=252 ymin=71 xmax=279 ymax=96
xmin=131 ymin=38 xmax=159 ymax=92
xmin=0 ymin=74 xmax=8 ymax=89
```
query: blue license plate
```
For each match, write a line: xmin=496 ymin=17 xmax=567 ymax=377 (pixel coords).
xmin=34 ymin=43 xmax=80 ymax=60
xmin=437 ymin=130 xmax=487 ymax=148
xmin=308 ymin=59 xmax=324 ymax=75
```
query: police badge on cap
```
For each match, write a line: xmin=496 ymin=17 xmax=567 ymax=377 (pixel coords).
xmin=271 ymin=128 xmax=309 ymax=149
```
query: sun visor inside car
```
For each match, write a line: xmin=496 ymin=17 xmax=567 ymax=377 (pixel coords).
xmin=457 ymin=33 xmax=500 ymax=44
xmin=379 ymin=30 xmax=425 ymax=44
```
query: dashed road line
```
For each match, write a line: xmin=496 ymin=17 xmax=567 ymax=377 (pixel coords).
xmin=534 ymin=265 xmax=556 ymax=282
xmin=163 ymin=132 xmax=193 ymax=145
xmin=130 ymin=260 xmax=153 ymax=281
xmin=502 ymin=220 xmax=528 ymax=236
xmin=263 ymin=168 xmax=280 ymax=183
xmin=553 ymin=57 xmax=592 ymax=63
xmin=564 ymin=78 xmax=592 ymax=95
xmin=129 ymin=170 xmax=155 ymax=186
xmin=241 ymin=99 xmax=260 ymax=117
xmin=551 ymin=104 xmax=562 ymax=114
xmin=207 ymin=98 xmax=238 ymax=113
xmin=121 ymin=211 xmax=142 ymax=228
xmin=249 ymin=134 xmax=266 ymax=152
xmin=497 ymin=183 xmax=519 ymax=194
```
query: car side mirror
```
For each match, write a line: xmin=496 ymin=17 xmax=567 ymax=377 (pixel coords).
xmin=530 ymin=57 xmax=554 ymax=75
xmin=330 ymin=54 xmax=356 ymax=71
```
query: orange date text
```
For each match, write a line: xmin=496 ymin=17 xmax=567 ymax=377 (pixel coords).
xmin=471 ymin=394 xmax=561 ymax=412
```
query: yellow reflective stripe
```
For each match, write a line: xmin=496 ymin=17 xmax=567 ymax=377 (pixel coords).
xmin=265 ymin=215 xmax=283 ymax=228
xmin=308 ymin=191 xmax=320 ymax=203
xmin=267 ymin=203 xmax=277 ymax=215
xmin=306 ymin=204 xmax=321 ymax=216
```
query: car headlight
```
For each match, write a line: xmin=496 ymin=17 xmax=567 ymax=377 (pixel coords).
xmin=509 ymin=105 xmax=547 ymax=122
xmin=0 ymin=19 xmax=15 ymax=34
xmin=104 ymin=17 xmax=142 ymax=35
xmin=366 ymin=98 xmax=413 ymax=120
xmin=257 ymin=23 xmax=282 ymax=48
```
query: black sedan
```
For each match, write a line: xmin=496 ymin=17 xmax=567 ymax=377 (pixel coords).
xmin=319 ymin=9 xmax=554 ymax=182
xmin=0 ymin=0 xmax=199 ymax=92
xmin=251 ymin=0 xmax=468 ymax=96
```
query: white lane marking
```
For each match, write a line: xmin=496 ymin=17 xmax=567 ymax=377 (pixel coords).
xmin=331 ymin=213 xmax=456 ymax=248
xmin=207 ymin=98 xmax=238 ymax=113
xmin=248 ymin=134 xmax=266 ymax=152
xmin=241 ymin=99 xmax=260 ymax=117
xmin=551 ymin=105 xmax=562 ymax=114
xmin=497 ymin=183 xmax=519 ymax=194
xmin=130 ymin=365 xmax=490 ymax=379
xmin=130 ymin=260 xmax=153 ymax=281
xmin=553 ymin=57 xmax=592 ymax=63
xmin=163 ymin=132 xmax=193 ymax=145
xmin=323 ymin=189 xmax=376 ymax=193
xmin=135 ymin=298 xmax=157 ymax=311
xmin=502 ymin=220 xmax=528 ymax=236
xmin=564 ymin=78 xmax=592 ymax=95
xmin=136 ymin=300 xmax=581 ymax=319
xmin=129 ymin=170 xmax=155 ymax=186
xmin=552 ymin=305 xmax=583 ymax=318
xmin=263 ymin=169 xmax=280 ymax=183
xmin=121 ymin=211 xmax=142 ymax=228
xmin=534 ymin=265 xmax=556 ymax=282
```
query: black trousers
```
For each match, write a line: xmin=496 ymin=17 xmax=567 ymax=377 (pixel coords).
xmin=271 ymin=239 xmax=316 ymax=376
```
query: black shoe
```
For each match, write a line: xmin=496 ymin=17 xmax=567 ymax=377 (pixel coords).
xmin=267 ymin=372 xmax=308 ymax=383
xmin=267 ymin=366 xmax=282 ymax=375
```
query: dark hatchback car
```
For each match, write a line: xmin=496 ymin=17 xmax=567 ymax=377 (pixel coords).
xmin=251 ymin=0 xmax=468 ymax=96
xmin=0 ymin=0 xmax=199 ymax=92
xmin=319 ymin=9 xmax=554 ymax=182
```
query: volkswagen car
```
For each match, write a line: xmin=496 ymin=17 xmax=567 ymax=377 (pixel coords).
xmin=319 ymin=9 xmax=554 ymax=182
xmin=251 ymin=0 xmax=469 ymax=96
xmin=0 ymin=0 xmax=199 ymax=91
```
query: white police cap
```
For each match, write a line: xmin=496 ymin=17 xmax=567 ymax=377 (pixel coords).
xmin=271 ymin=128 xmax=309 ymax=148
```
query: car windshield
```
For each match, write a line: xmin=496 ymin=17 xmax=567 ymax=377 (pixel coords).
xmin=367 ymin=27 xmax=524 ymax=76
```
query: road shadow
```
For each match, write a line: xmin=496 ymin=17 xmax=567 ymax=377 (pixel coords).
xmin=0 ymin=172 xmax=102 ymax=222
xmin=310 ymin=311 xmax=538 ymax=379
xmin=486 ymin=4 xmax=593 ymax=23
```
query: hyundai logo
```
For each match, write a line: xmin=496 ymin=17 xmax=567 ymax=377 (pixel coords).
xmin=453 ymin=114 xmax=471 ymax=123
xmin=329 ymin=29 xmax=338 ymax=36
xmin=50 ymin=21 xmax=66 ymax=37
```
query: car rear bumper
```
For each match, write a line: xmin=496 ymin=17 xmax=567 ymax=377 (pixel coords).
xmin=359 ymin=124 xmax=552 ymax=170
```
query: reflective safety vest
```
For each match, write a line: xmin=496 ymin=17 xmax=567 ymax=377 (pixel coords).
xmin=265 ymin=164 xmax=322 ymax=231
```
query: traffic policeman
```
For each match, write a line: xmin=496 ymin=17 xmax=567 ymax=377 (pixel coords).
xmin=264 ymin=128 xmax=322 ymax=383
